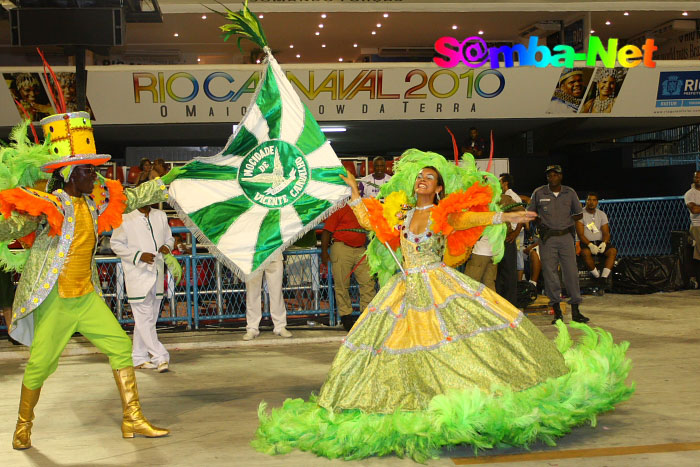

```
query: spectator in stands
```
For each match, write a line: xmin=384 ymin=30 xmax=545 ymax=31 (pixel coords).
xmin=321 ymin=204 xmax=375 ymax=331
xmin=243 ymin=252 xmax=292 ymax=340
xmin=150 ymin=159 xmax=169 ymax=180
xmin=496 ymin=174 xmax=525 ymax=305
xmin=111 ymin=197 xmax=174 ymax=373
xmin=684 ymin=171 xmax=700 ymax=287
xmin=137 ymin=158 xmax=153 ymax=185
xmin=285 ymin=230 xmax=320 ymax=311
xmin=528 ymin=165 xmax=588 ymax=324
xmin=524 ymin=239 xmax=542 ymax=289
xmin=359 ymin=156 xmax=391 ymax=198
xmin=576 ymin=192 xmax=617 ymax=280
xmin=461 ymin=127 xmax=487 ymax=158
xmin=464 ymin=235 xmax=497 ymax=290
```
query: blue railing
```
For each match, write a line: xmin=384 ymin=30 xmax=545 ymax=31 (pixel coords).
xmin=0 ymin=197 xmax=693 ymax=332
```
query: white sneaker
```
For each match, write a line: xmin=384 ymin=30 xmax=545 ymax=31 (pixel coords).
xmin=274 ymin=328 xmax=292 ymax=338
xmin=135 ymin=362 xmax=157 ymax=369
xmin=243 ymin=330 xmax=259 ymax=341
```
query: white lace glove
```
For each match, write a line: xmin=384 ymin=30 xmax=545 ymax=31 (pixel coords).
xmin=597 ymin=242 xmax=606 ymax=253
xmin=587 ymin=243 xmax=599 ymax=254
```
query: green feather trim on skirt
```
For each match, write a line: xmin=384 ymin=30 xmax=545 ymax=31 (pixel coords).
xmin=252 ymin=322 xmax=634 ymax=462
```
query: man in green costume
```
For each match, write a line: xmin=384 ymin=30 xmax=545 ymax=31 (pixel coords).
xmin=1 ymin=111 xmax=177 ymax=449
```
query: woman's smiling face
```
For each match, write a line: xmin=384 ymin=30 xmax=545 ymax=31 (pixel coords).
xmin=414 ymin=167 xmax=442 ymax=197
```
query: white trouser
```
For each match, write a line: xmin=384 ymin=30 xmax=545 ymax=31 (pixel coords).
xmin=245 ymin=256 xmax=287 ymax=333
xmin=131 ymin=286 xmax=170 ymax=366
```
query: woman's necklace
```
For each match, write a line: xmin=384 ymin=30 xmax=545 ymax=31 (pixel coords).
xmin=415 ymin=204 xmax=434 ymax=211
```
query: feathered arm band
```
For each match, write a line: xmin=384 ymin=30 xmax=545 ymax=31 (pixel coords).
xmin=353 ymin=191 xmax=408 ymax=251
xmin=431 ymin=183 xmax=494 ymax=257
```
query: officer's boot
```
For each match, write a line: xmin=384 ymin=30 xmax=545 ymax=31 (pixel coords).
xmin=340 ymin=314 xmax=357 ymax=332
xmin=551 ymin=303 xmax=564 ymax=325
xmin=571 ymin=304 xmax=590 ymax=323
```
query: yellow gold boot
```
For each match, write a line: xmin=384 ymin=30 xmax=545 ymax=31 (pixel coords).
xmin=113 ymin=367 xmax=169 ymax=438
xmin=12 ymin=384 xmax=42 ymax=450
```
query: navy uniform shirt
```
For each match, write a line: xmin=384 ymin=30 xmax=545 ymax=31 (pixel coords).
xmin=527 ymin=185 xmax=582 ymax=230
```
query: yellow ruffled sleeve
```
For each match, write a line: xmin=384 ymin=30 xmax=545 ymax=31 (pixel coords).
xmin=448 ymin=211 xmax=498 ymax=231
xmin=348 ymin=198 xmax=372 ymax=231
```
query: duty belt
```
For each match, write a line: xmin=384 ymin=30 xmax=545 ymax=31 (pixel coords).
xmin=540 ymin=226 xmax=574 ymax=243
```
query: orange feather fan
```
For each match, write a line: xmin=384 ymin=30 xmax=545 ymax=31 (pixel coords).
xmin=431 ymin=183 xmax=493 ymax=256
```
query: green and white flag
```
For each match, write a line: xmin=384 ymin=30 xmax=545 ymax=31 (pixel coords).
xmin=168 ymin=43 xmax=348 ymax=278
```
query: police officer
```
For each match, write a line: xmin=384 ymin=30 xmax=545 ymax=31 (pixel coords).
xmin=527 ymin=165 xmax=589 ymax=324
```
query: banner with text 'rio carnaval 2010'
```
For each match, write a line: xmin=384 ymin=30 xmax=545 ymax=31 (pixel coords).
xmin=1 ymin=61 xmax=698 ymax=126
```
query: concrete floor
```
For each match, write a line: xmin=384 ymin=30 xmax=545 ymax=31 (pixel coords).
xmin=1 ymin=290 xmax=699 ymax=466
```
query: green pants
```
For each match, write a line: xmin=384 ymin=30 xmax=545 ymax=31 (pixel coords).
xmin=23 ymin=288 xmax=132 ymax=390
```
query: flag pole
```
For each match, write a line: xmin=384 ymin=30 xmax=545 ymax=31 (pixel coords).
xmin=384 ymin=241 xmax=405 ymax=275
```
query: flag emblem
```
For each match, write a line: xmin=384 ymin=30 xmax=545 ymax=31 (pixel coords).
xmin=239 ymin=140 xmax=310 ymax=208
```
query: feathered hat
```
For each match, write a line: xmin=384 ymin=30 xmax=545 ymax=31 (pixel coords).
xmin=40 ymin=111 xmax=110 ymax=172
xmin=31 ymin=49 xmax=110 ymax=173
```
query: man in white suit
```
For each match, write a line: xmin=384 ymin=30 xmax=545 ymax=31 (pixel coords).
xmin=111 ymin=202 xmax=174 ymax=372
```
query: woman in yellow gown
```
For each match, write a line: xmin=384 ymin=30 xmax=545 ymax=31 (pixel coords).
xmin=254 ymin=150 xmax=633 ymax=461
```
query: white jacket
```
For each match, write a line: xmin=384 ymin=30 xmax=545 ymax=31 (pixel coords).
xmin=111 ymin=208 xmax=174 ymax=303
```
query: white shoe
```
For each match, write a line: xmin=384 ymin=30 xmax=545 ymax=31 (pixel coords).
xmin=157 ymin=362 xmax=169 ymax=373
xmin=135 ymin=362 xmax=157 ymax=369
xmin=243 ymin=330 xmax=259 ymax=341
xmin=274 ymin=328 xmax=292 ymax=338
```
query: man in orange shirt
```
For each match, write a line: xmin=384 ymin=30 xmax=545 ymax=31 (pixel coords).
xmin=321 ymin=204 xmax=375 ymax=331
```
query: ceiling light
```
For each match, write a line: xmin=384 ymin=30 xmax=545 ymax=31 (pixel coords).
xmin=623 ymin=12 xmax=629 ymax=16
xmin=290 ymin=44 xmax=294 ymax=48
xmin=605 ymin=20 xmax=611 ymax=25
xmin=478 ymin=30 xmax=484 ymax=35
xmin=201 ymin=15 xmax=207 ymax=20
xmin=319 ymin=24 xmax=324 ymax=28
xmin=197 ymin=58 xmax=201 ymax=62
xmin=377 ymin=23 xmax=382 ymax=28
xmin=321 ymin=127 xmax=346 ymax=133
xmin=682 ymin=11 xmax=689 ymax=16
xmin=371 ymin=31 xmax=376 ymax=35
xmin=315 ymin=31 xmax=320 ymax=36
xmin=321 ymin=13 xmax=327 ymax=19
xmin=339 ymin=58 xmax=344 ymax=62
xmin=452 ymin=25 xmax=458 ymax=30
xmin=383 ymin=13 xmax=389 ymax=18
xmin=322 ymin=44 xmax=326 ymax=48
xmin=173 ymin=33 xmax=179 ymax=37
xmin=256 ymin=59 xmax=261 ymax=64
xmin=590 ymin=29 xmax=595 ymax=33
xmin=296 ymin=54 xmax=301 ymax=58
xmin=258 ymin=14 xmax=263 ymax=19
xmin=353 ymin=43 xmax=358 ymax=48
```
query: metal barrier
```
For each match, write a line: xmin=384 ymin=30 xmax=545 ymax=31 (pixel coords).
xmin=599 ymin=196 xmax=689 ymax=257
xmin=189 ymin=248 xmax=336 ymax=330
xmin=0 ymin=198 xmax=694 ymax=332
xmin=632 ymin=152 xmax=700 ymax=169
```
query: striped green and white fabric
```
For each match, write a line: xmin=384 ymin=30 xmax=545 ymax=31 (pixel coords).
xmin=168 ymin=55 xmax=349 ymax=279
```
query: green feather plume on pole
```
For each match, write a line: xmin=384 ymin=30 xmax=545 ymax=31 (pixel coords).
xmin=208 ymin=0 xmax=269 ymax=53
